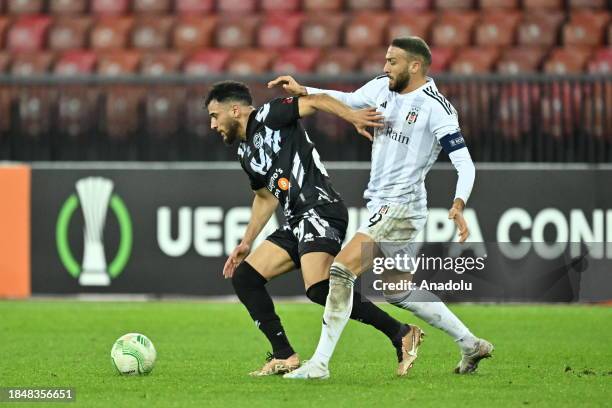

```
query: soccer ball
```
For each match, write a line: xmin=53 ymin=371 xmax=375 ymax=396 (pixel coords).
xmin=110 ymin=333 xmax=157 ymax=375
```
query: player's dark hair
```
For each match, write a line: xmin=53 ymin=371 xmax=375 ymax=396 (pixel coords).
xmin=391 ymin=36 xmax=432 ymax=68
xmin=204 ymin=80 xmax=253 ymax=107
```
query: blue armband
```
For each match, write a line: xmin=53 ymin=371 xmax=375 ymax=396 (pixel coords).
xmin=439 ymin=132 xmax=466 ymax=154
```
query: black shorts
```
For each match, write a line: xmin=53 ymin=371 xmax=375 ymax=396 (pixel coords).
xmin=266 ymin=203 xmax=348 ymax=268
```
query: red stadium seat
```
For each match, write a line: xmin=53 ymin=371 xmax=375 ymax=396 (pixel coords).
xmin=105 ymin=86 xmax=145 ymax=140
xmin=132 ymin=16 xmax=174 ymax=50
xmin=390 ymin=0 xmax=432 ymax=12
xmin=11 ymin=52 xmax=54 ymax=75
xmin=431 ymin=12 xmax=478 ymax=47
xmin=523 ymin=0 xmax=562 ymax=9
xmin=216 ymin=16 xmax=259 ymax=48
xmin=140 ymin=51 xmax=183 ymax=75
xmin=569 ymin=0 xmax=606 ymax=8
xmin=173 ymin=16 xmax=216 ymax=52
xmin=301 ymin=14 xmax=345 ymax=49
xmin=258 ymin=13 xmax=303 ymax=49
xmin=480 ymin=0 xmax=518 ymax=8
xmin=563 ymin=11 xmax=610 ymax=47
xmin=17 ymin=87 xmax=55 ymax=139
xmin=146 ymin=88 xmax=185 ymax=139
xmin=435 ymin=0 xmax=474 ymax=10
xmin=183 ymin=49 xmax=230 ymax=74
xmin=360 ymin=47 xmax=387 ymax=75
xmin=50 ymin=0 xmax=88 ymax=15
xmin=450 ymin=47 xmax=500 ymax=73
xmin=315 ymin=48 xmax=361 ymax=74
xmin=0 ymin=17 xmax=9 ymax=48
xmin=261 ymin=0 xmax=300 ymax=12
xmin=7 ymin=0 xmax=44 ymax=15
xmin=517 ymin=11 xmax=565 ymax=47
xmin=588 ymin=48 xmax=612 ymax=73
xmin=217 ymin=0 xmax=256 ymax=14
xmin=303 ymin=0 xmax=343 ymax=12
xmin=6 ymin=16 xmax=51 ymax=52
xmin=429 ymin=47 xmax=455 ymax=73
xmin=227 ymin=49 xmax=276 ymax=74
xmin=176 ymin=0 xmax=214 ymax=14
xmin=388 ymin=14 xmax=435 ymax=43
xmin=56 ymin=88 xmax=100 ymax=140
xmin=90 ymin=17 xmax=133 ymax=50
xmin=54 ymin=50 xmax=97 ymax=75
xmin=475 ymin=11 xmax=521 ymax=47
xmin=347 ymin=0 xmax=387 ymax=11
xmin=345 ymin=13 xmax=390 ymax=50
xmin=92 ymin=0 xmax=130 ymax=15
xmin=543 ymin=47 xmax=591 ymax=73
xmin=134 ymin=0 xmax=172 ymax=14
xmin=97 ymin=51 xmax=142 ymax=75
xmin=272 ymin=48 xmax=320 ymax=73
xmin=497 ymin=47 xmax=546 ymax=73
xmin=48 ymin=17 xmax=92 ymax=51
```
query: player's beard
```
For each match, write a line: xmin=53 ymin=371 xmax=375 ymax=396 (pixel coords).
xmin=222 ymin=119 xmax=241 ymax=145
xmin=389 ymin=71 xmax=411 ymax=93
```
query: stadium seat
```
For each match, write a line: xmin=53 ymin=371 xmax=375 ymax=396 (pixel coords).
xmin=90 ymin=17 xmax=133 ymax=50
xmin=315 ymin=48 xmax=361 ymax=74
xmin=497 ymin=47 xmax=546 ymax=73
xmin=48 ymin=17 xmax=92 ymax=51
xmin=569 ymin=0 xmax=607 ymax=8
xmin=272 ymin=48 xmax=320 ymax=73
xmin=0 ymin=17 xmax=9 ymax=48
xmin=50 ymin=0 xmax=88 ymax=15
xmin=175 ymin=0 xmax=215 ymax=14
xmin=140 ymin=51 xmax=183 ymax=75
xmin=132 ymin=16 xmax=174 ymax=50
xmin=523 ymin=0 xmax=563 ymax=9
xmin=450 ymin=47 xmax=500 ymax=73
xmin=183 ymin=49 xmax=230 ymax=75
xmin=517 ymin=11 xmax=565 ymax=47
xmin=173 ymin=16 xmax=217 ymax=52
xmin=563 ymin=11 xmax=610 ymax=47
xmin=54 ymin=50 xmax=97 ymax=75
xmin=608 ymin=24 xmax=612 ymax=45
xmin=226 ymin=49 xmax=276 ymax=74
xmin=7 ymin=0 xmax=44 ymax=15
xmin=261 ymin=0 xmax=300 ymax=12
xmin=10 ymin=52 xmax=54 ymax=75
xmin=105 ymin=86 xmax=145 ymax=140
xmin=390 ymin=0 xmax=432 ymax=12
xmin=217 ymin=0 xmax=256 ymax=14
xmin=134 ymin=0 xmax=172 ymax=14
xmin=92 ymin=0 xmax=130 ymax=15
xmin=475 ymin=11 xmax=521 ymax=47
xmin=479 ymin=0 xmax=518 ymax=9
xmin=345 ymin=13 xmax=390 ymax=50
xmin=6 ymin=16 xmax=51 ymax=53
xmin=435 ymin=0 xmax=474 ymax=10
xmin=360 ymin=47 xmax=387 ymax=74
xmin=387 ymin=14 xmax=435 ymax=43
xmin=347 ymin=0 xmax=387 ymax=10
xmin=543 ymin=47 xmax=592 ymax=73
xmin=303 ymin=0 xmax=343 ymax=12
xmin=301 ymin=14 xmax=345 ymax=49
xmin=0 ymin=53 xmax=10 ymax=73
xmin=258 ymin=13 xmax=303 ymax=49
xmin=17 ymin=87 xmax=55 ymax=139
xmin=97 ymin=51 xmax=141 ymax=75
xmin=431 ymin=12 xmax=478 ymax=47
xmin=588 ymin=48 xmax=612 ymax=73
xmin=145 ymin=88 xmax=185 ymax=140
xmin=216 ymin=16 xmax=259 ymax=48
xmin=429 ymin=47 xmax=455 ymax=73
xmin=56 ymin=88 xmax=100 ymax=140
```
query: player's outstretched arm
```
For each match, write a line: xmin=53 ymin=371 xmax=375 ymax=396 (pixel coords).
xmin=447 ymin=148 xmax=475 ymax=243
xmin=297 ymin=94 xmax=384 ymax=141
xmin=223 ymin=188 xmax=278 ymax=278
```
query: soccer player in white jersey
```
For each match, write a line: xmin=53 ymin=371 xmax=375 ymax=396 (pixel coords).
xmin=269 ymin=36 xmax=494 ymax=379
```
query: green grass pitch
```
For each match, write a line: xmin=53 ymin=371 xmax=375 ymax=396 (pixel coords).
xmin=1 ymin=301 xmax=610 ymax=407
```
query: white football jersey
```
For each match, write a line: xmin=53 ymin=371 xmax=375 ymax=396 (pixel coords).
xmin=307 ymin=76 xmax=473 ymax=205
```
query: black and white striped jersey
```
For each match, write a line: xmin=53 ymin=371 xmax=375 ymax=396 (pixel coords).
xmin=237 ymin=96 xmax=342 ymax=223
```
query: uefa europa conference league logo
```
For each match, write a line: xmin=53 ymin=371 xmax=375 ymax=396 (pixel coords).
xmin=56 ymin=177 xmax=133 ymax=286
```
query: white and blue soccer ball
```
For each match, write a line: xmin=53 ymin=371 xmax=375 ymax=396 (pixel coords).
xmin=111 ymin=333 xmax=157 ymax=375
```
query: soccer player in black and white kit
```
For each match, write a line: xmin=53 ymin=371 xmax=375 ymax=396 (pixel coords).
xmin=205 ymin=81 xmax=423 ymax=376
xmin=271 ymin=37 xmax=494 ymax=380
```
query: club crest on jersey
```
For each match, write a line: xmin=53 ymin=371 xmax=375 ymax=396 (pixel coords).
xmin=406 ymin=106 xmax=420 ymax=124
xmin=253 ymin=132 xmax=264 ymax=149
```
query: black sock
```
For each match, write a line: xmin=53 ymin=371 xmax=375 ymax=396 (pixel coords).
xmin=306 ymin=279 xmax=404 ymax=343
xmin=232 ymin=262 xmax=294 ymax=359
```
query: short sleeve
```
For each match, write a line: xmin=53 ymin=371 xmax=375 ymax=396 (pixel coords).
xmin=240 ymin=161 xmax=265 ymax=191
xmin=255 ymin=97 xmax=300 ymax=130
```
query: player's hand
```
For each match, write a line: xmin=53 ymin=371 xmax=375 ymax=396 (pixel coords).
xmin=223 ymin=242 xmax=251 ymax=279
xmin=348 ymin=107 xmax=384 ymax=141
xmin=267 ymin=75 xmax=307 ymax=96
xmin=448 ymin=203 xmax=469 ymax=243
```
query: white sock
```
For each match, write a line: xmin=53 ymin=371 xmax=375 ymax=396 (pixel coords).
xmin=310 ymin=263 xmax=356 ymax=367
xmin=386 ymin=289 xmax=478 ymax=353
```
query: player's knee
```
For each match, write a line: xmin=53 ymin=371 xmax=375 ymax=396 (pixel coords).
xmin=231 ymin=261 xmax=267 ymax=292
xmin=305 ymin=279 xmax=329 ymax=306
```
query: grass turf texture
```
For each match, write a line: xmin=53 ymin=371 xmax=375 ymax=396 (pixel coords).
xmin=0 ymin=302 xmax=610 ymax=408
